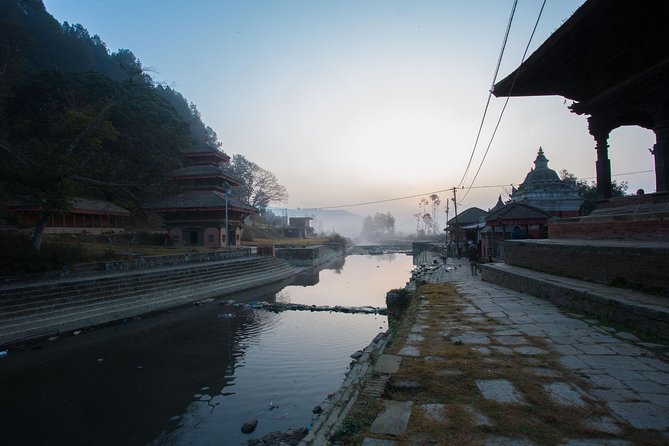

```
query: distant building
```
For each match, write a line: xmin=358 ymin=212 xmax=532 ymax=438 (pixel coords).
xmin=445 ymin=206 xmax=487 ymax=249
xmin=483 ymin=202 xmax=552 ymax=258
xmin=9 ymin=197 xmax=130 ymax=234
xmin=144 ymin=145 xmax=257 ymax=248
xmin=288 ymin=216 xmax=314 ymax=238
xmin=509 ymin=147 xmax=582 ymax=218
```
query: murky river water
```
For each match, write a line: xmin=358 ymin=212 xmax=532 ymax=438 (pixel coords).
xmin=0 ymin=253 xmax=413 ymax=446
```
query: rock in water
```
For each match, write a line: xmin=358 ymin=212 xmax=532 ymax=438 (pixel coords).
xmin=241 ymin=419 xmax=258 ymax=434
xmin=312 ymin=405 xmax=322 ymax=414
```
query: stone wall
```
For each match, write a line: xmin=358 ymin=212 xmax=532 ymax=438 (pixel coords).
xmin=549 ymin=216 xmax=669 ymax=241
xmin=504 ymin=239 xmax=669 ymax=295
xmin=275 ymin=245 xmax=342 ymax=267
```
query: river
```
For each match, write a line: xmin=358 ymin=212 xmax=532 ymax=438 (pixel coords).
xmin=0 ymin=253 xmax=414 ymax=446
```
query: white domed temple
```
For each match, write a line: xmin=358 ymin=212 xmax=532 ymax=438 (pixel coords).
xmin=510 ymin=147 xmax=582 ymax=218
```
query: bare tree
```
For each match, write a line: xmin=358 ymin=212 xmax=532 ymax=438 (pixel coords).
xmin=429 ymin=193 xmax=441 ymax=235
xmin=226 ymin=154 xmax=288 ymax=210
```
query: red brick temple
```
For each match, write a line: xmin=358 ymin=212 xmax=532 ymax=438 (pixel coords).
xmin=144 ymin=145 xmax=257 ymax=248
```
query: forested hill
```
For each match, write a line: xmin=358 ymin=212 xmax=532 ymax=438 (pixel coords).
xmin=0 ymin=0 xmax=220 ymax=219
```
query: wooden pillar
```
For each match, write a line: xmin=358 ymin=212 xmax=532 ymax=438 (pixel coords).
xmin=590 ymin=121 xmax=612 ymax=200
xmin=653 ymin=108 xmax=669 ymax=192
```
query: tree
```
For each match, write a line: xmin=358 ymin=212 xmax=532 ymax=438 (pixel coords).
xmin=559 ymin=169 xmax=628 ymax=215
xmin=422 ymin=213 xmax=433 ymax=235
xmin=361 ymin=212 xmax=395 ymax=241
xmin=225 ymin=154 xmax=288 ymax=210
xmin=1 ymin=71 xmax=191 ymax=249
xmin=429 ymin=193 xmax=441 ymax=235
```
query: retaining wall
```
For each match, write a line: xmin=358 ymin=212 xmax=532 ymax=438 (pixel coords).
xmin=504 ymin=239 xmax=669 ymax=295
xmin=0 ymin=255 xmax=301 ymax=347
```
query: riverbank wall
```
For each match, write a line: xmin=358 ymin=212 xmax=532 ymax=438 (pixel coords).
xmin=0 ymin=243 xmax=354 ymax=348
xmin=0 ymin=254 xmax=303 ymax=348
xmin=275 ymin=244 xmax=343 ymax=267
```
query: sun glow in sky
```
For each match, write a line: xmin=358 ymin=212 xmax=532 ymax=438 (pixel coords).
xmin=44 ymin=0 xmax=657 ymax=233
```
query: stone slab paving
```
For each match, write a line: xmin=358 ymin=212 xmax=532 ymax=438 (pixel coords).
xmin=386 ymin=254 xmax=669 ymax=443
xmin=361 ymin=439 xmax=397 ymax=446
xmin=374 ymin=354 xmax=402 ymax=374
xmin=543 ymin=382 xmax=588 ymax=407
xmin=476 ymin=378 xmax=526 ymax=404
xmin=369 ymin=400 xmax=413 ymax=435
xmin=449 ymin=258 xmax=669 ymax=433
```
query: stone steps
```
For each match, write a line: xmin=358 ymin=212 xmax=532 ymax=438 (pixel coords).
xmin=0 ymin=256 xmax=300 ymax=346
xmin=0 ymin=257 xmax=280 ymax=308
xmin=0 ymin=256 xmax=266 ymax=300
xmin=0 ymin=268 xmax=274 ymax=321
xmin=482 ymin=262 xmax=669 ymax=339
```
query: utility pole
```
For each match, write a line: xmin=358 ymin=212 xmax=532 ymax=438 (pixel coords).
xmin=444 ymin=199 xmax=449 ymax=243
xmin=452 ymin=187 xmax=460 ymax=258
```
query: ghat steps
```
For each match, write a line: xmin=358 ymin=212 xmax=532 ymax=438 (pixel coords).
xmin=0 ymin=255 xmax=300 ymax=347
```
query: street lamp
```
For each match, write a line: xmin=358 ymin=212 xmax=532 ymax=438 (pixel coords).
xmin=224 ymin=182 xmax=230 ymax=248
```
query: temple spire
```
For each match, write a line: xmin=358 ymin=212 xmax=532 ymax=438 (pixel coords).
xmin=534 ymin=147 xmax=549 ymax=170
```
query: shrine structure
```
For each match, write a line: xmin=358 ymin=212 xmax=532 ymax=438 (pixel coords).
xmin=509 ymin=148 xmax=582 ymax=218
xmin=482 ymin=0 xmax=668 ymax=303
xmin=493 ymin=0 xmax=669 ymax=199
xmin=493 ymin=0 xmax=669 ymax=241
xmin=144 ymin=145 xmax=257 ymax=248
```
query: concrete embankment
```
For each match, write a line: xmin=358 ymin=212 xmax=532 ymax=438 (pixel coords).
xmin=0 ymin=254 xmax=302 ymax=347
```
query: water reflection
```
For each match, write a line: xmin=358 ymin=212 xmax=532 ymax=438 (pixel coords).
xmin=277 ymin=253 xmax=414 ymax=307
xmin=0 ymin=254 xmax=411 ymax=446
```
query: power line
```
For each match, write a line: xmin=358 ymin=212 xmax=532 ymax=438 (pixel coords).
xmin=457 ymin=0 xmax=518 ymax=189
xmin=460 ymin=0 xmax=547 ymax=203
xmin=582 ymin=169 xmax=653 ymax=180
xmin=308 ymin=184 xmax=513 ymax=210
xmin=304 ymin=169 xmax=654 ymax=211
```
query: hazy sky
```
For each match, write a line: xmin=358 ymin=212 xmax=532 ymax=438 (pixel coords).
xmin=44 ymin=0 xmax=657 ymax=233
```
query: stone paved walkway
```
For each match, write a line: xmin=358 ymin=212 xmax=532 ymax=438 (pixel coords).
xmin=360 ymin=255 xmax=669 ymax=445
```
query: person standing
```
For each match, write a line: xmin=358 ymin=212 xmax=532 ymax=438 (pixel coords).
xmin=468 ymin=241 xmax=479 ymax=276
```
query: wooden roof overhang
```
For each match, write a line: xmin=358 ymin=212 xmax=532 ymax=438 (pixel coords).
xmin=171 ymin=172 xmax=243 ymax=187
xmin=492 ymin=0 xmax=669 ymax=132
xmin=149 ymin=206 xmax=254 ymax=214
xmin=180 ymin=145 xmax=231 ymax=164
xmin=9 ymin=200 xmax=131 ymax=216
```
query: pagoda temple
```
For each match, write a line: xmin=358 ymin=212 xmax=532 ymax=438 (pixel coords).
xmin=144 ymin=145 xmax=257 ymax=248
xmin=509 ymin=147 xmax=582 ymax=218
